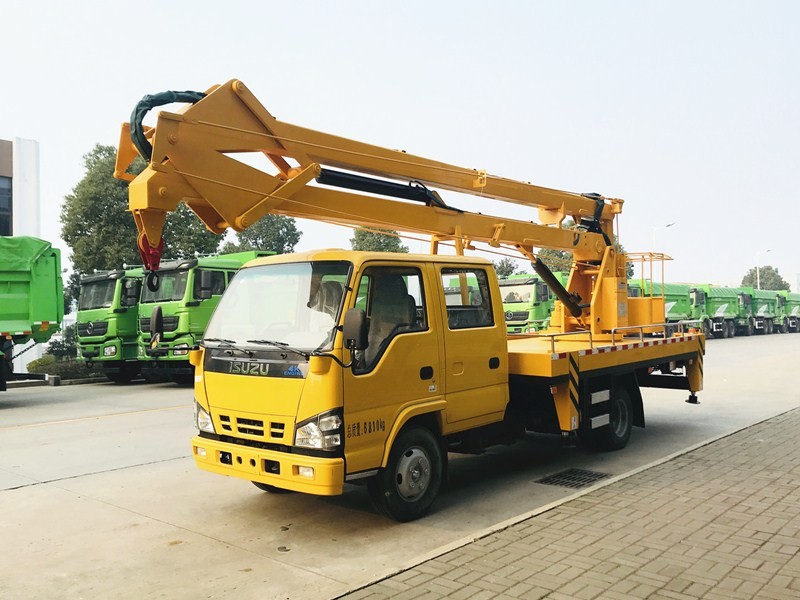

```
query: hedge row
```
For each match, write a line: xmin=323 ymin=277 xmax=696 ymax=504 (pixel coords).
xmin=27 ymin=355 xmax=103 ymax=380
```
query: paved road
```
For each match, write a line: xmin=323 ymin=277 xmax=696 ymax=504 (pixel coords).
xmin=341 ymin=406 xmax=800 ymax=599
xmin=0 ymin=334 xmax=798 ymax=599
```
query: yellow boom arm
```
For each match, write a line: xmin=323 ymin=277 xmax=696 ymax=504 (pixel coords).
xmin=116 ymin=79 xmax=635 ymax=333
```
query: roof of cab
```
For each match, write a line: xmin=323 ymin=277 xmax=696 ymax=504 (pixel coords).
xmin=241 ymin=249 xmax=494 ymax=269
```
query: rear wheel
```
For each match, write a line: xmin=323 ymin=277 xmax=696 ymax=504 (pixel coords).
xmin=590 ymin=387 xmax=633 ymax=451
xmin=720 ymin=320 xmax=729 ymax=338
xmin=368 ymin=426 xmax=444 ymax=522
xmin=746 ymin=319 xmax=754 ymax=336
xmin=766 ymin=320 xmax=774 ymax=335
xmin=727 ymin=321 xmax=736 ymax=338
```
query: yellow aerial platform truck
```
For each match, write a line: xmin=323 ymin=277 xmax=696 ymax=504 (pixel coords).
xmin=115 ymin=80 xmax=704 ymax=521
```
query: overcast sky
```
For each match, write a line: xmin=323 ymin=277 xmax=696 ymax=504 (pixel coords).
xmin=2 ymin=1 xmax=798 ymax=289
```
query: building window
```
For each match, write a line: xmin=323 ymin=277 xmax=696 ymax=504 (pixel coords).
xmin=0 ymin=176 xmax=11 ymax=235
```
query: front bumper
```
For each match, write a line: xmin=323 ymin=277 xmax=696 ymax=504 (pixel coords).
xmin=191 ymin=435 xmax=345 ymax=496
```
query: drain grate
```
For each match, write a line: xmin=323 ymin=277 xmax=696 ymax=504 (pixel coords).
xmin=536 ymin=468 xmax=611 ymax=489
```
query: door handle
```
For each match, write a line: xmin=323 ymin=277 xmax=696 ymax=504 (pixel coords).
xmin=419 ymin=366 xmax=434 ymax=380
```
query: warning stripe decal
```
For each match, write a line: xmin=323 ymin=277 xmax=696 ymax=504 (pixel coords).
xmin=550 ymin=334 xmax=700 ymax=360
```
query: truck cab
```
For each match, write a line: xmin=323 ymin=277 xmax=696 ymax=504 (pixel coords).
xmin=498 ymin=273 xmax=566 ymax=334
xmin=77 ymin=268 xmax=143 ymax=383
xmin=192 ymin=250 xmax=508 ymax=521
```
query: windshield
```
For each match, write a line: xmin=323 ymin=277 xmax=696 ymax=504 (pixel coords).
xmin=501 ymin=283 xmax=533 ymax=304
xmin=141 ymin=270 xmax=188 ymax=303
xmin=204 ymin=261 xmax=351 ymax=353
xmin=79 ymin=280 xmax=117 ymax=310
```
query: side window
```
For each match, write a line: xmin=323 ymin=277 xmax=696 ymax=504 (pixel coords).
xmin=354 ymin=267 xmax=426 ymax=373
xmin=536 ymin=282 xmax=551 ymax=303
xmin=194 ymin=269 xmax=226 ymax=299
xmin=441 ymin=268 xmax=494 ymax=329
xmin=121 ymin=279 xmax=141 ymax=307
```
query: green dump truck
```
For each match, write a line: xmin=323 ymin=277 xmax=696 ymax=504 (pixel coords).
xmin=776 ymin=291 xmax=800 ymax=333
xmin=747 ymin=288 xmax=779 ymax=335
xmin=0 ymin=236 xmax=64 ymax=390
xmin=138 ymin=251 xmax=273 ymax=384
xmin=499 ymin=272 xmax=567 ymax=333
xmin=690 ymin=284 xmax=755 ymax=338
xmin=644 ymin=281 xmax=693 ymax=334
xmin=76 ymin=268 xmax=144 ymax=383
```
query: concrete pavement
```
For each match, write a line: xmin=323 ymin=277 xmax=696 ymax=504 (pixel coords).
xmin=340 ymin=407 xmax=800 ymax=599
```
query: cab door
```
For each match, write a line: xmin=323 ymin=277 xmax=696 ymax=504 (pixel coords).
xmin=342 ymin=263 xmax=442 ymax=474
xmin=436 ymin=265 xmax=508 ymax=426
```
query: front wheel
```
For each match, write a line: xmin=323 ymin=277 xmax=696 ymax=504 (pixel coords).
xmin=368 ymin=427 xmax=444 ymax=522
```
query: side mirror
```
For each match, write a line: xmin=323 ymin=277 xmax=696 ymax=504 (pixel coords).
xmin=342 ymin=308 xmax=368 ymax=351
xmin=123 ymin=281 xmax=141 ymax=306
xmin=197 ymin=270 xmax=213 ymax=300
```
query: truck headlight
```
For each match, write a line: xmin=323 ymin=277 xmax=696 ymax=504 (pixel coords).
xmin=294 ymin=409 xmax=343 ymax=450
xmin=194 ymin=401 xmax=215 ymax=433
xmin=103 ymin=346 xmax=117 ymax=357
xmin=173 ymin=344 xmax=190 ymax=356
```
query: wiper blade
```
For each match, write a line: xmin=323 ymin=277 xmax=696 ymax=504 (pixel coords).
xmin=246 ymin=339 xmax=310 ymax=360
xmin=202 ymin=337 xmax=253 ymax=357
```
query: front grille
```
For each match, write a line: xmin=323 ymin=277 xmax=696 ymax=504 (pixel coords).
xmin=77 ymin=321 xmax=109 ymax=337
xmin=218 ymin=413 xmax=287 ymax=441
xmin=505 ymin=311 xmax=529 ymax=322
xmin=139 ymin=316 xmax=179 ymax=332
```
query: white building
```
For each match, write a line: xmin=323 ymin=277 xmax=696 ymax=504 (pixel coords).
xmin=1 ymin=137 xmax=45 ymax=371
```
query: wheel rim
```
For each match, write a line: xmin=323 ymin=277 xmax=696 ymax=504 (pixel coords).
xmin=394 ymin=446 xmax=431 ymax=501
xmin=611 ymin=397 xmax=630 ymax=438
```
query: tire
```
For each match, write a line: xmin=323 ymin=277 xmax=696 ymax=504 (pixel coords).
xmin=702 ymin=319 xmax=712 ymax=338
xmin=746 ymin=319 xmax=754 ymax=336
xmin=591 ymin=387 xmax=633 ymax=452
xmin=720 ymin=320 xmax=729 ymax=339
xmin=780 ymin=322 xmax=788 ymax=334
xmin=170 ymin=371 xmax=195 ymax=386
xmin=368 ymin=426 xmax=444 ymax=522
xmin=727 ymin=321 xmax=736 ymax=338
xmin=766 ymin=320 xmax=774 ymax=335
xmin=252 ymin=481 xmax=295 ymax=494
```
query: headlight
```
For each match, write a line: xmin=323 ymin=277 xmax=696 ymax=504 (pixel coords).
xmin=294 ymin=409 xmax=343 ymax=450
xmin=173 ymin=344 xmax=190 ymax=356
xmin=103 ymin=346 xmax=117 ymax=357
xmin=137 ymin=345 xmax=144 ymax=357
xmin=194 ymin=401 xmax=215 ymax=433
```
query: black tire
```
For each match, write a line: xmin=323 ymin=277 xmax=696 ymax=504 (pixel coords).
xmin=780 ymin=322 xmax=788 ymax=334
xmin=720 ymin=320 xmax=729 ymax=339
xmin=746 ymin=319 xmax=754 ymax=336
xmin=170 ymin=372 xmax=195 ymax=386
xmin=368 ymin=426 xmax=444 ymax=522
xmin=591 ymin=387 xmax=633 ymax=451
xmin=727 ymin=321 xmax=736 ymax=338
xmin=702 ymin=319 xmax=712 ymax=338
xmin=252 ymin=481 xmax=295 ymax=494
xmin=766 ymin=320 xmax=774 ymax=335
xmin=105 ymin=364 xmax=139 ymax=384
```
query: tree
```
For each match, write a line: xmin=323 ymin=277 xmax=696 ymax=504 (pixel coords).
xmin=60 ymin=144 xmax=221 ymax=277
xmin=46 ymin=324 xmax=77 ymax=361
xmin=350 ymin=227 xmax=409 ymax=253
xmin=493 ymin=258 xmax=517 ymax=278
xmin=221 ymin=215 xmax=302 ymax=255
xmin=63 ymin=272 xmax=81 ymax=315
xmin=741 ymin=265 xmax=790 ymax=291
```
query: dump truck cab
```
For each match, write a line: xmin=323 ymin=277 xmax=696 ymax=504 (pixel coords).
xmin=77 ymin=268 xmax=143 ymax=383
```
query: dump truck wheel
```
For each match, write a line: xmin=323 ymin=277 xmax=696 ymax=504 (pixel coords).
xmin=368 ymin=426 xmax=443 ymax=522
